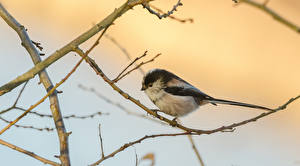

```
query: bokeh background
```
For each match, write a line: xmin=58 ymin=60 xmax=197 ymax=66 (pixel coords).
xmin=0 ymin=0 xmax=299 ymax=165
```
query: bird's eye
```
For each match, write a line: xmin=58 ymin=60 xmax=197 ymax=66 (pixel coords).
xmin=148 ymin=83 xmax=153 ymax=87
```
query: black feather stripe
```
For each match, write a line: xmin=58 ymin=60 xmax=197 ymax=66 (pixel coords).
xmin=207 ymin=98 xmax=273 ymax=111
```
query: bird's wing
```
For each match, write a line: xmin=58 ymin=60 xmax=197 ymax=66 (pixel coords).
xmin=163 ymin=86 xmax=212 ymax=100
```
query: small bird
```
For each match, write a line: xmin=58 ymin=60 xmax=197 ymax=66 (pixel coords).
xmin=141 ymin=69 xmax=273 ymax=117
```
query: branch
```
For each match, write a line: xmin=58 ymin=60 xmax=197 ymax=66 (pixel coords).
xmin=8 ymin=106 xmax=108 ymax=120
xmin=0 ymin=3 xmax=71 ymax=164
xmin=98 ymin=124 xmax=105 ymax=158
xmin=187 ymin=135 xmax=205 ymax=166
xmin=234 ymin=0 xmax=300 ymax=33
xmin=78 ymin=84 xmax=165 ymax=125
xmin=149 ymin=4 xmax=193 ymax=23
xmin=0 ymin=0 xmax=153 ymax=96
xmin=75 ymin=48 xmax=300 ymax=135
xmin=113 ymin=52 xmax=161 ymax=82
xmin=0 ymin=139 xmax=60 ymax=166
xmin=142 ymin=0 xmax=183 ymax=20
xmin=90 ymin=132 xmax=194 ymax=166
xmin=0 ymin=116 xmax=54 ymax=132
xmin=0 ymin=81 xmax=28 ymax=115
xmin=105 ymin=34 xmax=145 ymax=75
xmin=113 ymin=50 xmax=148 ymax=82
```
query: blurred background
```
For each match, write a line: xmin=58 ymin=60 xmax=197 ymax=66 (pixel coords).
xmin=0 ymin=0 xmax=299 ymax=165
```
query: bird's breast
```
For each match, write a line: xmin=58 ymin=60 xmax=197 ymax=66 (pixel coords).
xmin=146 ymin=90 xmax=199 ymax=117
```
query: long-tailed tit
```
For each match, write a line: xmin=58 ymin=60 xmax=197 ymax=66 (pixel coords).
xmin=141 ymin=69 xmax=272 ymax=117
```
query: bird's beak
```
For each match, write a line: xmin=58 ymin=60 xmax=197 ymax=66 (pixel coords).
xmin=141 ymin=85 xmax=146 ymax=91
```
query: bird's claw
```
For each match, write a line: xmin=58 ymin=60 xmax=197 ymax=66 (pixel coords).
xmin=171 ymin=117 xmax=178 ymax=127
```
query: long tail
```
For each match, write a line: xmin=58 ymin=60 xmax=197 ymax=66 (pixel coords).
xmin=207 ymin=98 xmax=273 ymax=111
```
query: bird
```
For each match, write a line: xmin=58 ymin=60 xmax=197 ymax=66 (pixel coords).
xmin=141 ymin=68 xmax=273 ymax=117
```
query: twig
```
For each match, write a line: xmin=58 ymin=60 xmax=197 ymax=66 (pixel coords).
xmin=10 ymin=106 xmax=108 ymax=120
xmin=134 ymin=148 xmax=138 ymax=166
xmin=0 ymin=55 xmax=86 ymax=135
xmin=150 ymin=4 xmax=193 ymax=23
xmin=98 ymin=124 xmax=105 ymax=158
xmin=235 ymin=0 xmax=300 ymax=33
xmin=187 ymin=135 xmax=205 ymax=166
xmin=0 ymin=81 xmax=28 ymax=115
xmin=78 ymin=84 xmax=165 ymax=125
xmin=113 ymin=53 xmax=161 ymax=82
xmin=113 ymin=51 xmax=148 ymax=82
xmin=0 ymin=139 xmax=60 ymax=166
xmin=75 ymin=48 xmax=300 ymax=135
xmin=31 ymin=40 xmax=43 ymax=51
xmin=90 ymin=132 xmax=195 ymax=166
xmin=142 ymin=0 xmax=183 ymax=19
xmin=105 ymin=34 xmax=145 ymax=75
xmin=0 ymin=116 xmax=54 ymax=132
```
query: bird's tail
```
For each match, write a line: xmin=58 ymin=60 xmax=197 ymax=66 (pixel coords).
xmin=207 ymin=98 xmax=273 ymax=111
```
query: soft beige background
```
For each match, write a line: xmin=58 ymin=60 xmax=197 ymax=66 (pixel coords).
xmin=0 ymin=0 xmax=299 ymax=166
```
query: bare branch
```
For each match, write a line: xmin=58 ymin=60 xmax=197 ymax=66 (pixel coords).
xmin=113 ymin=51 xmax=148 ymax=82
xmin=0 ymin=116 xmax=54 ymax=132
xmin=90 ymin=132 xmax=193 ymax=166
xmin=31 ymin=40 xmax=43 ymax=51
xmin=134 ymin=149 xmax=138 ymax=166
xmin=187 ymin=135 xmax=205 ymax=166
xmin=0 ymin=81 xmax=28 ymax=115
xmin=113 ymin=53 xmax=161 ymax=82
xmin=142 ymin=0 xmax=183 ymax=20
xmin=98 ymin=124 xmax=105 ymax=158
xmin=78 ymin=84 xmax=165 ymax=125
xmin=234 ymin=0 xmax=300 ymax=33
xmin=149 ymin=4 xmax=193 ymax=23
xmin=10 ymin=106 xmax=108 ymax=120
xmin=105 ymin=34 xmax=145 ymax=75
xmin=0 ymin=139 xmax=60 ymax=166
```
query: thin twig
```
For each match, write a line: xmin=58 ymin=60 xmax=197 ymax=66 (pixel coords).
xmin=0 ymin=116 xmax=54 ymax=132
xmin=113 ymin=53 xmax=161 ymax=82
xmin=150 ymin=4 xmax=193 ymax=23
xmin=78 ymin=84 xmax=165 ymax=125
xmin=113 ymin=51 xmax=148 ymax=82
xmin=90 ymin=132 xmax=195 ymax=166
xmin=11 ymin=106 xmax=108 ymax=120
xmin=235 ymin=0 xmax=300 ymax=33
xmin=31 ymin=40 xmax=43 ymax=51
xmin=0 ymin=139 xmax=60 ymax=166
xmin=142 ymin=0 xmax=183 ymax=20
xmin=134 ymin=148 xmax=138 ymax=166
xmin=105 ymin=34 xmax=145 ymax=75
xmin=98 ymin=124 xmax=105 ymax=158
xmin=0 ymin=81 xmax=28 ymax=115
xmin=0 ymin=55 xmax=86 ymax=135
xmin=187 ymin=135 xmax=205 ymax=166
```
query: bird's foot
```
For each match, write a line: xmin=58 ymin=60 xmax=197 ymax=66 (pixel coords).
xmin=170 ymin=117 xmax=178 ymax=127
xmin=150 ymin=109 xmax=160 ymax=117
